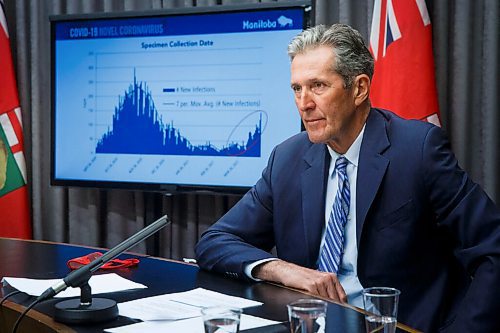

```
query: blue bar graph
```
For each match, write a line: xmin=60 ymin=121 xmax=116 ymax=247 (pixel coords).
xmin=95 ymin=75 xmax=261 ymax=157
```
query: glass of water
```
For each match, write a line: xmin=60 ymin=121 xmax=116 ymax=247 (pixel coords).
xmin=287 ymin=298 xmax=327 ymax=333
xmin=362 ymin=287 xmax=400 ymax=333
xmin=201 ymin=306 xmax=242 ymax=333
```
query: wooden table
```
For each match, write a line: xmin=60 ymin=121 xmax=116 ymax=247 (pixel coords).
xmin=0 ymin=238 xmax=418 ymax=332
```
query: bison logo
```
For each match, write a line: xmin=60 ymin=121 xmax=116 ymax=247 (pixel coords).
xmin=277 ymin=16 xmax=293 ymax=27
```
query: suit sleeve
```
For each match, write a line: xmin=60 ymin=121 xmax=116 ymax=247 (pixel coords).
xmin=423 ymin=126 xmax=500 ymax=332
xmin=194 ymin=147 xmax=279 ymax=281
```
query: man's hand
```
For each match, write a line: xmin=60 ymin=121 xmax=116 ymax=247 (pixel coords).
xmin=253 ymin=260 xmax=347 ymax=303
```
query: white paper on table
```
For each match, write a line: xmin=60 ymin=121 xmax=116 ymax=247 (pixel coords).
xmin=118 ymin=295 xmax=202 ymax=321
xmin=116 ymin=288 xmax=262 ymax=321
xmin=104 ymin=313 xmax=281 ymax=333
xmin=166 ymin=287 xmax=262 ymax=309
xmin=1 ymin=273 xmax=147 ymax=297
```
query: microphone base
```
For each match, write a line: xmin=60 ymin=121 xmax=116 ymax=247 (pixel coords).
xmin=54 ymin=297 xmax=118 ymax=324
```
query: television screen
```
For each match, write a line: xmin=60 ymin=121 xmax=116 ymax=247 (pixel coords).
xmin=51 ymin=2 xmax=311 ymax=192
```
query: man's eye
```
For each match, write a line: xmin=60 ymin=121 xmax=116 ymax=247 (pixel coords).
xmin=291 ymin=85 xmax=301 ymax=93
xmin=311 ymin=82 xmax=329 ymax=94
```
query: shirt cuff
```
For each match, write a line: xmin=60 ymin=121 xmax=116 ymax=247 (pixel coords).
xmin=244 ymin=258 xmax=279 ymax=281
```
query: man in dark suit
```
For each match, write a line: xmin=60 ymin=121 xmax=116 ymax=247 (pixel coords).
xmin=195 ymin=24 xmax=500 ymax=332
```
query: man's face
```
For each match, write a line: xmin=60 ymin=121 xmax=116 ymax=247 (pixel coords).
xmin=290 ymin=45 xmax=360 ymax=152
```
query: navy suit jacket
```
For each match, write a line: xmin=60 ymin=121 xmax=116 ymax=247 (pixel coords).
xmin=195 ymin=108 xmax=500 ymax=332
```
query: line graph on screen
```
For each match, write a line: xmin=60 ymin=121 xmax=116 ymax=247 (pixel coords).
xmin=87 ymin=45 xmax=269 ymax=159
xmin=95 ymin=74 xmax=265 ymax=157
xmin=53 ymin=20 xmax=303 ymax=188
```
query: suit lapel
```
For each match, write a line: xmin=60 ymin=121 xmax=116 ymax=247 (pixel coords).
xmin=356 ymin=109 xmax=390 ymax=245
xmin=301 ymin=143 xmax=329 ymax=267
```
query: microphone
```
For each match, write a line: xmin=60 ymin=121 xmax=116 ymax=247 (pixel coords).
xmin=37 ymin=214 xmax=170 ymax=324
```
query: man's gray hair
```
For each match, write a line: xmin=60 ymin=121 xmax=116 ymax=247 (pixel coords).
xmin=288 ymin=24 xmax=374 ymax=89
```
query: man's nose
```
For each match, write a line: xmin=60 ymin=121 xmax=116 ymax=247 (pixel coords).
xmin=297 ymin=89 xmax=315 ymax=111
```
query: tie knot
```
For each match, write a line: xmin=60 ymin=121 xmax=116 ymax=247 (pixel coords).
xmin=335 ymin=156 xmax=348 ymax=174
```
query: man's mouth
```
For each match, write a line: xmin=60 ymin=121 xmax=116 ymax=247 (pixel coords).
xmin=305 ymin=118 xmax=323 ymax=124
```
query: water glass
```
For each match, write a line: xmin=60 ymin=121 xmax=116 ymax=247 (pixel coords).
xmin=287 ymin=298 xmax=327 ymax=333
xmin=201 ymin=306 xmax=242 ymax=333
xmin=362 ymin=287 xmax=400 ymax=333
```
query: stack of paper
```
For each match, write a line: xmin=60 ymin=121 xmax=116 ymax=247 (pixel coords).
xmin=107 ymin=288 xmax=280 ymax=332
xmin=1 ymin=274 xmax=280 ymax=331
xmin=105 ymin=314 xmax=279 ymax=333
xmin=1 ymin=273 xmax=147 ymax=297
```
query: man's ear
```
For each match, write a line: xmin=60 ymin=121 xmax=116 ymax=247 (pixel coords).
xmin=353 ymin=74 xmax=370 ymax=107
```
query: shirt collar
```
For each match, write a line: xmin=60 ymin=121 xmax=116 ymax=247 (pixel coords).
xmin=326 ymin=124 xmax=366 ymax=168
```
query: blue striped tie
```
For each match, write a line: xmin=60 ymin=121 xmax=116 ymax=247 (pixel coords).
xmin=318 ymin=156 xmax=350 ymax=273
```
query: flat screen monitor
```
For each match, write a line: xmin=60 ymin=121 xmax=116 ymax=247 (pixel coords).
xmin=51 ymin=1 xmax=311 ymax=193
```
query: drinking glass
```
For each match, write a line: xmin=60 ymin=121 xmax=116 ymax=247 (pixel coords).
xmin=362 ymin=287 xmax=400 ymax=333
xmin=201 ymin=306 xmax=242 ymax=333
xmin=287 ymin=298 xmax=327 ymax=333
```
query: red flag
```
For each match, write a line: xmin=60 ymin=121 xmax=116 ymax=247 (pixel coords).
xmin=369 ymin=0 xmax=440 ymax=125
xmin=0 ymin=1 xmax=31 ymax=238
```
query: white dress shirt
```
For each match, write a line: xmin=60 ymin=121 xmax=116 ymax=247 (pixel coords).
xmin=245 ymin=126 xmax=366 ymax=308
xmin=322 ymin=125 xmax=365 ymax=307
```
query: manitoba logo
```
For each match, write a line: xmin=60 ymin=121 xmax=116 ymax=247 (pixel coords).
xmin=277 ymin=16 xmax=293 ymax=27
xmin=242 ymin=15 xmax=293 ymax=30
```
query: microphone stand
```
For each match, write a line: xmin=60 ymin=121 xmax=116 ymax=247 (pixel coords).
xmin=37 ymin=215 xmax=170 ymax=324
